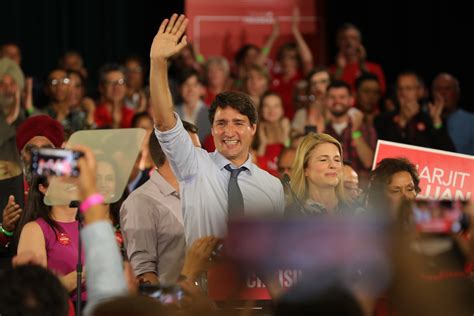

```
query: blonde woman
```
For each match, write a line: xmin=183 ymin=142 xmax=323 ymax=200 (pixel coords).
xmin=287 ymin=133 xmax=349 ymax=215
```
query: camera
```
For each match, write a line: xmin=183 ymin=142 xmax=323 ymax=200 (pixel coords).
xmin=31 ymin=148 xmax=83 ymax=177
xmin=138 ymin=284 xmax=184 ymax=304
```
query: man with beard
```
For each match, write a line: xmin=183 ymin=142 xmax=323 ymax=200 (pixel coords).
xmin=0 ymin=115 xmax=64 ymax=267
xmin=0 ymin=58 xmax=25 ymax=267
xmin=324 ymin=80 xmax=376 ymax=182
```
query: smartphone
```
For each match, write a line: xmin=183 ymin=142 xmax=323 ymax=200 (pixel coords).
xmin=31 ymin=148 xmax=83 ymax=177
xmin=412 ymin=200 xmax=469 ymax=234
xmin=139 ymin=284 xmax=184 ymax=304
xmin=304 ymin=125 xmax=317 ymax=135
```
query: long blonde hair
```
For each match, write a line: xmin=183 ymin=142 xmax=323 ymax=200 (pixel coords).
xmin=290 ymin=133 xmax=346 ymax=204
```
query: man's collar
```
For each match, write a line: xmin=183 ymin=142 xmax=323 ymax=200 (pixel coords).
xmin=150 ymin=169 xmax=178 ymax=197
xmin=214 ymin=151 xmax=254 ymax=174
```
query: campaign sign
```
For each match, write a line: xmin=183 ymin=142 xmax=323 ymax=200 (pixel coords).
xmin=373 ymin=140 xmax=474 ymax=201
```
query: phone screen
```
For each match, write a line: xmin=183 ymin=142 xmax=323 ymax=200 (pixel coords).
xmin=31 ymin=148 xmax=83 ymax=177
xmin=139 ymin=284 xmax=184 ymax=304
xmin=413 ymin=200 xmax=468 ymax=234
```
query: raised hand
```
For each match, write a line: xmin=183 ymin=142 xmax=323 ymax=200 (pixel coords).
xmin=291 ymin=7 xmax=300 ymax=35
xmin=180 ymin=236 xmax=220 ymax=281
xmin=428 ymin=91 xmax=444 ymax=126
xmin=150 ymin=14 xmax=188 ymax=61
xmin=2 ymin=195 xmax=22 ymax=232
xmin=271 ymin=17 xmax=280 ymax=39
xmin=357 ymin=43 xmax=367 ymax=62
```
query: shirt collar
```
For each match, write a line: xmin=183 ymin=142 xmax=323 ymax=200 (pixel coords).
xmin=213 ymin=150 xmax=254 ymax=175
xmin=150 ymin=169 xmax=179 ymax=197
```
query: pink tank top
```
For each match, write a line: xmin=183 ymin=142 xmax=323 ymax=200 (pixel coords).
xmin=36 ymin=217 xmax=86 ymax=301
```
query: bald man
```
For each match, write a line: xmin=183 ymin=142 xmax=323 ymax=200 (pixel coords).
xmin=432 ymin=73 xmax=474 ymax=155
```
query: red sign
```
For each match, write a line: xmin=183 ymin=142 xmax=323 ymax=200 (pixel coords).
xmin=373 ymin=140 xmax=474 ymax=201
xmin=185 ymin=0 xmax=323 ymax=63
xmin=208 ymin=262 xmax=302 ymax=300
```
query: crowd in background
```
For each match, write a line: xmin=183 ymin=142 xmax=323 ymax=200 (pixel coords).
xmin=0 ymin=9 xmax=474 ymax=316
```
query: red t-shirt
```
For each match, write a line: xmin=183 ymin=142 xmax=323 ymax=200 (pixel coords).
xmin=329 ymin=61 xmax=386 ymax=94
xmin=270 ymin=72 xmax=303 ymax=120
xmin=94 ymin=102 xmax=134 ymax=128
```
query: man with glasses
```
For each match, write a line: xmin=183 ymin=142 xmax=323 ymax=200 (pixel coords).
xmin=94 ymin=63 xmax=134 ymax=129
xmin=374 ymin=71 xmax=455 ymax=152
xmin=44 ymin=68 xmax=91 ymax=138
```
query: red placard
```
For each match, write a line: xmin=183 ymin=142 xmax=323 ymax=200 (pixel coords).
xmin=373 ymin=140 xmax=474 ymax=201
xmin=207 ymin=262 xmax=303 ymax=300
xmin=185 ymin=0 xmax=323 ymax=64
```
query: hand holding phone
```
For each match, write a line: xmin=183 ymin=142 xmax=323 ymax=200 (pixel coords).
xmin=139 ymin=284 xmax=184 ymax=305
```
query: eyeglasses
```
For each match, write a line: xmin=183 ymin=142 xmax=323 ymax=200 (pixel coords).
xmin=50 ymin=77 xmax=71 ymax=86
xmin=104 ymin=78 xmax=126 ymax=86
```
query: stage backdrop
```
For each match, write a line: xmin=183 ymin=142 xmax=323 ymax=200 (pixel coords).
xmin=185 ymin=0 xmax=326 ymax=66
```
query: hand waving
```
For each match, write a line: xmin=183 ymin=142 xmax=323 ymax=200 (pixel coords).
xmin=150 ymin=14 xmax=188 ymax=61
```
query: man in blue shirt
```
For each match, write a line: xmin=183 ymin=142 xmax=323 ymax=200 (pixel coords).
xmin=432 ymin=73 xmax=474 ymax=155
xmin=149 ymin=14 xmax=285 ymax=245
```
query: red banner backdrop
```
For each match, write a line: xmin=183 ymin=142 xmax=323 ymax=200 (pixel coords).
xmin=373 ymin=140 xmax=474 ymax=201
xmin=185 ymin=0 xmax=324 ymax=65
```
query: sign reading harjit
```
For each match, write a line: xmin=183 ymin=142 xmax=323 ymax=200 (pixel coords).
xmin=373 ymin=140 xmax=473 ymax=201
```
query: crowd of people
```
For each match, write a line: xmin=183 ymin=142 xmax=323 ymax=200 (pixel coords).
xmin=0 ymin=10 xmax=474 ymax=316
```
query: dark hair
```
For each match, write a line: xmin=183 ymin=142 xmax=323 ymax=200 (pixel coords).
xmin=58 ymin=50 xmax=84 ymax=69
xmin=123 ymin=55 xmax=144 ymax=68
xmin=367 ymin=158 xmax=421 ymax=209
xmin=92 ymin=295 xmax=167 ymax=316
xmin=306 ymin=67 xmax=331 ymax=83
xmin=131 ymin=112 xmax=153 ymax=129
xmin=98 ymin=63 xmax=126 ymax=84
xmin=177 ymin=68 xmax=204 ymax=86
xmin=234 ymin=44 xmax=259 ymax=66
xmin=397 ymin=70 xmax=425 ymax=88
xmin=327 ymin=80 xmax=352 ymax=95
xmin=354 ymin=72 xmax=380 ymax=91
xmin=208 ymin=91 xmax=258 ymax=125
xmin=276 ymin=42 xmax=302 ymax=68
xmin=0 ymin=264 xmax=69 ymax=315
xmin=148 ymin=120 xmax=198 ymax=168
xmin=13 ymin=176 xmax=58 ymax=251
xmin=275 ymin=284 xmax=364 ymax=316
xmin=336 ymin=23 xmax=362 ymax=42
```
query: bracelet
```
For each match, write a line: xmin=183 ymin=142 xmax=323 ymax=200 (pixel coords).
xmin=26 ymin=107 xmax=34 ymax=116
xmin=196 ymin=54 xmax=205 ymax=63
xmin=261 ymin=47 xmax=270 ymax=55
xmin=0 ymin=224 xmax=13 ymax=237
xmin=351 ymin=130 xmax=362 ymax=139
xmin=79 ymin=193 xmax=104 ymax=213
xmin=433 ymin=122 xmax=443 ymax=129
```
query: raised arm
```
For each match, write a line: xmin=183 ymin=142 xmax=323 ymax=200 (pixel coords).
xmin=256 ymin=18 xmax=280 ymax=66
xmin=150 ymin=14 xmax=188 ymax=131
xmin=291 ymin=8 xmax=313 ymax=74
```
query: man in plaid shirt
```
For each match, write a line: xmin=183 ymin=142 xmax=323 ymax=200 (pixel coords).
xmin=324 ymin=80 xmax=377 ymax=183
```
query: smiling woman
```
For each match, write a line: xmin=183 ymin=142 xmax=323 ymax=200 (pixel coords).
xmin=287 ymin=133 xmax=348 ymax=215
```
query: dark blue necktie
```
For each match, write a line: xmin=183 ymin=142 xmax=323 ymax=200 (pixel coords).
xmin=224 ymin=164 xmax=247 ymax=217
